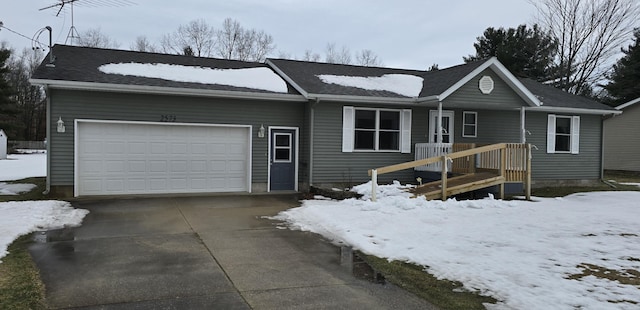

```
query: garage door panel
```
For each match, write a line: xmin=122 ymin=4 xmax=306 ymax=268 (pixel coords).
xmin=77 ymin=121 xmax=250 ymax=196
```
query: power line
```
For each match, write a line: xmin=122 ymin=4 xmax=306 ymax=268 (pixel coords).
xmin=0 ymin=22 xmax=46 ymax=47
xmin=0 ymin=22 xmax=49 ymax=50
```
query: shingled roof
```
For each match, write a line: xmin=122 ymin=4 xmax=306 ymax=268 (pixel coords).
xmin=31 ymin=45 xmax=303 ymax=98
xmin=519 ymin=78 xmax=615 ymax=112
xmin=31 ymin=45 xmax=618 ymax=114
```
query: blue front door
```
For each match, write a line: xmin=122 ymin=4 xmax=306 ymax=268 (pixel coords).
xmin=270 ymin=128 xmax=297 ymax=191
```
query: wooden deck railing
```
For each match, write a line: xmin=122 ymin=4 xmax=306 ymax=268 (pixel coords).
xmin=369 ymin=143 xmax=532 ymax=201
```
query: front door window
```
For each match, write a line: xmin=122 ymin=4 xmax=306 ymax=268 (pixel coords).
xmin=429 ymin=110 xmax=454 ymax=143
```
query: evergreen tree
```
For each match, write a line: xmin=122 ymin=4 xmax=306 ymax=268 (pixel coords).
xmin=604 ymin=29 xmax=640 ymax=106
xmin=0 ymin=47 xmax=19 ymax=137
xmin=464 ymin=24 xmax=558 ymax=82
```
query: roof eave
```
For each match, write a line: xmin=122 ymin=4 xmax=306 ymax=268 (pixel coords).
xmin=308 ymin=93 xmax=420 ymax=104
xmin=29 ymin=79 xmax=307 ymax=102
xmin=525 ymin=106 xmax=621 ymax=115
xmin=438 ymin=57 xmax=542 ymax=107
xmin=615 ymin=97 xmax=640 ymax=110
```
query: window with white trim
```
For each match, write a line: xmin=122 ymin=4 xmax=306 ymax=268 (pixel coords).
xmin=462 ymin=111 xmax=477 ymax=138
xmin=342 ymin=106 xmax=411 ymax=153
xmin=547 ymin=114 xmax=580 ymax=154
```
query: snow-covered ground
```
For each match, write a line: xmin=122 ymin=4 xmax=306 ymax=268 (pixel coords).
xmin=0 ymin=153 xmax=88 ymax=263
xmin=272 ymin=181 xmax=640 ymax=309
xmin=0 ymin=153 xmax=46 ymax=181
xmin=0 ymin=201 xmax=89 ymax=262
xmin=0 ymin=182 xmax=37 ymax=195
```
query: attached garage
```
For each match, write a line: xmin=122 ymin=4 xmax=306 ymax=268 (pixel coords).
xmin=75 ymin=120 xmax=251 ymax=196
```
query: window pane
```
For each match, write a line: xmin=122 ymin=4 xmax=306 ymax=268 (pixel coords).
xmin=379 ymin=111 xmax=400 ymax=130
xmin=556 ymin=117 xmax=571 ymax=134
xmin=464 ymin=124 xmax=476 ymax=136
xmin=275 ymin=149 xmax=290 ymax=161
xmin=355 ymin=110 xmax=376 ymax=129
xmin=355 ymin=130 xmax=375 ymax=149
xmin=379 ymin=131 xmax=399 ymax=150
xmin=464 ymin=113 xmax=476 ymax=124
xmin=555 ymin=135 xmax=570 ymax=152
xmin=275 ymin=135 xmax=290 ymax=147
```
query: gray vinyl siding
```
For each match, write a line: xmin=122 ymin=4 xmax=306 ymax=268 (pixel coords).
xmin=604 ymin=104 xmax=640 ymax=171
xmin=526 ymin=112 xmax=603 ymax=180
xmin=442 ymin=69 xmax=527 ymax=110
xmin=48 ymin=89 xmax=305 ymax=187
xmin=310 ymin=102 xmax=428 ymax=186
xmin=454 ymin=110 xmax=522 ymax=144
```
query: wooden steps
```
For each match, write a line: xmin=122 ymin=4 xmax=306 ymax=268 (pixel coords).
xmin=411 ymin=172 xmax=505 ymax=200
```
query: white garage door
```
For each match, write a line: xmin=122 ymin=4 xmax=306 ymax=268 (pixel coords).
xmin=76 ymin=120 xmax=251 ymax=196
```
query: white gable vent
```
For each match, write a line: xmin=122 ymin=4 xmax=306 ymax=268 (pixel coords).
xmin=479 ymin=76 xmax=494 ymax=94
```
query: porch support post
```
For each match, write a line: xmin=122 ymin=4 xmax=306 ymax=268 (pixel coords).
xmin=520 ymin=107 xmax=526 ymax=143
xmin=437 ymin=101 xmax=443 ymax=144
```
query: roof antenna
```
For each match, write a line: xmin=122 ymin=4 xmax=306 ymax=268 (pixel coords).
xmin=39 ymin=0 xmax=81 ymax=45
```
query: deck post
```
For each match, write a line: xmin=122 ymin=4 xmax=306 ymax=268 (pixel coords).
xmin=499 ymin=146 xmax=506 ymax=199
xmin=441 ymin=155 xmax=448 ymax=200
xmin=525 ymin=144 xmax=532 ymax=200
xmin=371 ymin=169 xmax=378 ymax=202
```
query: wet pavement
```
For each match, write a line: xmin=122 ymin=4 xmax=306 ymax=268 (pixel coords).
xmin=29 ymin=195 xmax=437 ymax=309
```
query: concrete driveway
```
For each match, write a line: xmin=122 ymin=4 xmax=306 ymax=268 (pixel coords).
xmin=29 ymin=195 xmax=436 ymax=309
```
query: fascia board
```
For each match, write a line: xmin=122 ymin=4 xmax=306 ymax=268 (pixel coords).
xmin=29 ymin=79 xmax=308 ymax=102
xmin=525 ymin=106 xmax=622 ymax=115
xmin=265 ymin=59 xmax=310 ymax=98
xmin=615 ymin=97 xmax=640 ymax=110
xmin=308 ymin=93 xmax=419 ymax=105
xmin=438 ymin=57 xmax=542 ymax=107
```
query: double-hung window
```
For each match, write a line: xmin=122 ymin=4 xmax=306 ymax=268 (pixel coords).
xmin=547 ymin=114 xmax=580 ymax=154
xmin=342 ymin=106 xmax=411 ymax=153
xmin=462 ymin=111 xmax=477 ymax=138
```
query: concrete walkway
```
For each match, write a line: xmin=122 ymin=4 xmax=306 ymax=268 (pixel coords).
xmin=29 ymin=195 xmax=437 ymax=309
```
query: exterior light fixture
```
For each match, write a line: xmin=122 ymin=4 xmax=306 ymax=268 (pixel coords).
xmin=258 ymin=124 xmax=265 ymax=138
xmin=57 ymin=116 xmax=65 ymax=133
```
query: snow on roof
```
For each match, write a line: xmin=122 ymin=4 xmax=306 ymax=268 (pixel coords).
xmin=98 ymin=63 xmax=289 ymax=93
xmin=316 ymin=74 xmax=423 ymax=97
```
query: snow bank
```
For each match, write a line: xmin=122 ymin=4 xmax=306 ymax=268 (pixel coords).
xmin=0 ymin=153 xmax=46 ymax=181
xmin=0 ymin=200 xmax=89 ymax=262
xmin=99 ymin=63 xmax=288 ymax=93
xmin=272 ymin=182 xmax=640 ymax=309
xmin=316 ymin=74 xmax=423 ymax=97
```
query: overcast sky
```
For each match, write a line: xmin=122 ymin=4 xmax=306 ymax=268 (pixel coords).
xmin=2 ymin=0 xmax=537 ymax=69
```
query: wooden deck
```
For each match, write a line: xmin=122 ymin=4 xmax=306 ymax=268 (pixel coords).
xmin=411 ymin=171 xmax=505 ymax=200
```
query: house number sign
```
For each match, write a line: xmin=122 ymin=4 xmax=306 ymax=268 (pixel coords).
xmin=160 ymin=114 xmax=177 ymax=122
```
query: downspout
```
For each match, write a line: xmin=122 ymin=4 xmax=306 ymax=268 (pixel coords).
xmin=308 ymin=98 xmax=319 ymax=188
xmin=43 ymin=85 xmax=51 ymax=195
xmin=437 ymin=101 xmax=443 ymax=143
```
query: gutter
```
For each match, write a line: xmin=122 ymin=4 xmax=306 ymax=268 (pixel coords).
xmin=28 ymin=79 xmax=308 ymax=102
xmin=524 ymin=106 xmax=621 ymax=116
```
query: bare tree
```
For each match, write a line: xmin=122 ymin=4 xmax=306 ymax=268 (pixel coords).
xmin=325 ymin=43 xmax=352 ymax=64
xmin=215 ymin=18 xmax=275 ymax=61
xmin=355 ymin=49 xmax=382 ymax=66
xmin=529 ymin=0 xmax=640 ymax=95
xmin=77 ymin=28 xmax=120 ymax=48
xmin=301 ymin=49 xmax=321 ymax=62
xmin=161 ymin=19 xmax=216 ymax=57
xmin=130 ymin=36 xmax=157 ymax=53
